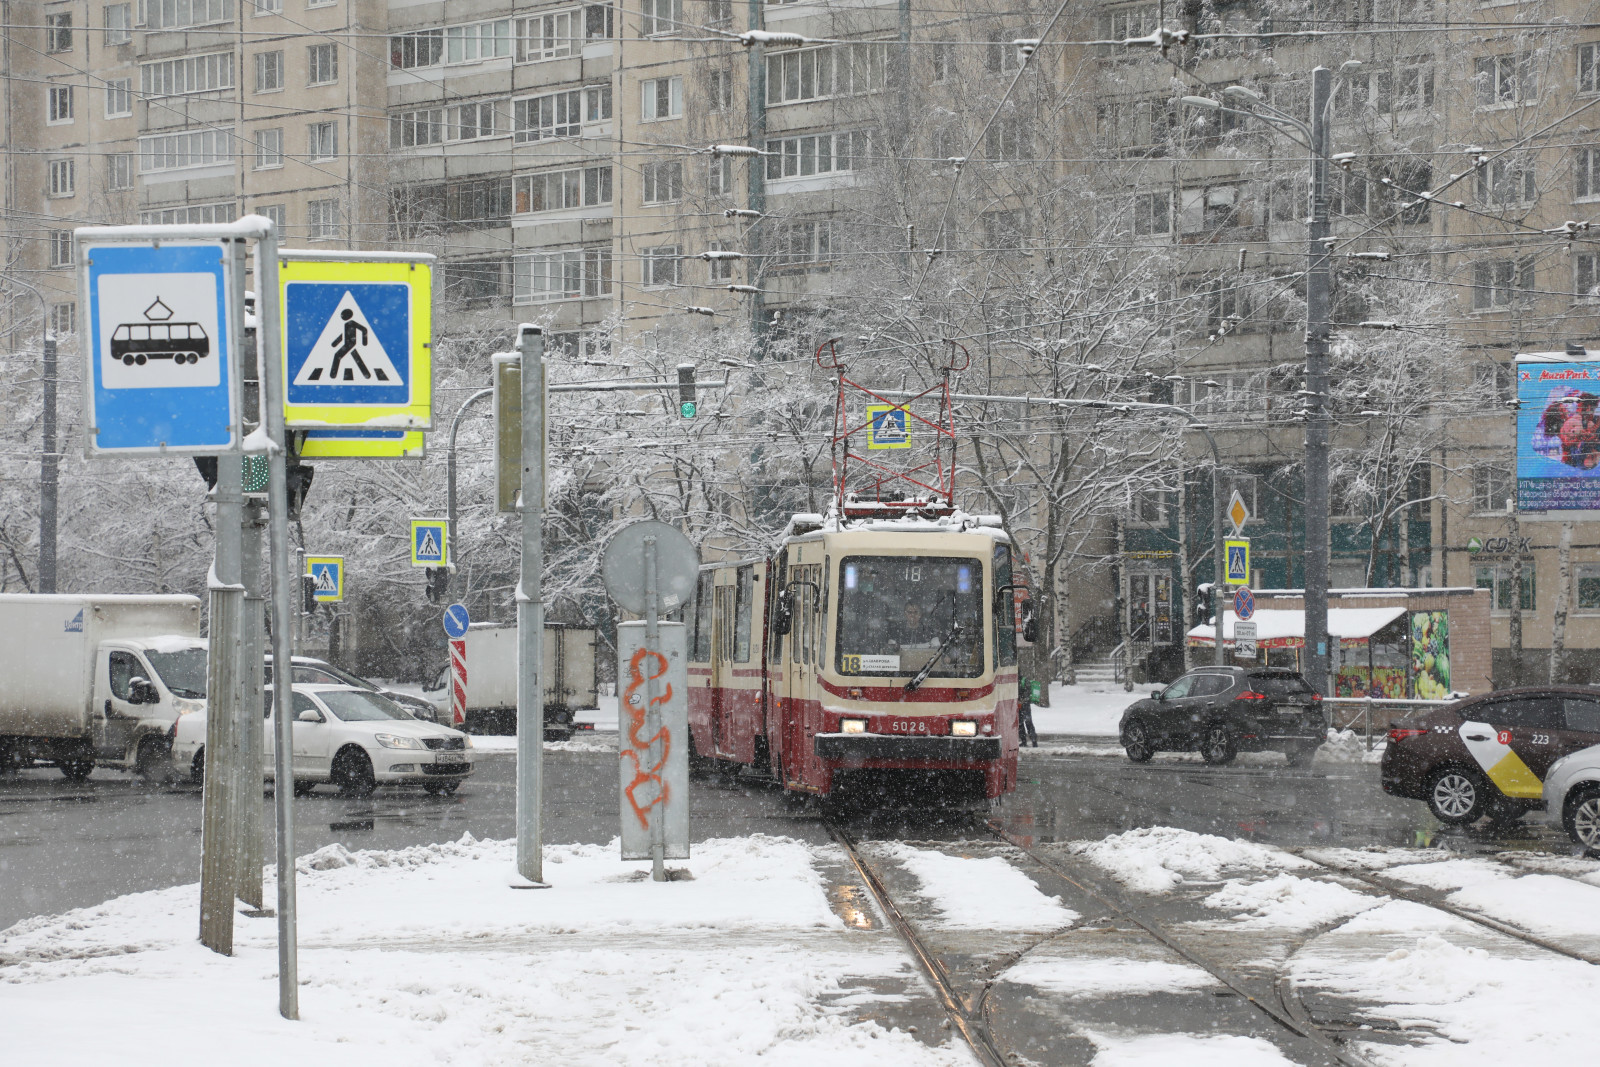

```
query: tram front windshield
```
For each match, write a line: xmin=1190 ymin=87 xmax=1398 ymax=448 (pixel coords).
xmin=836 ymin=556 xmax=984 ymax=678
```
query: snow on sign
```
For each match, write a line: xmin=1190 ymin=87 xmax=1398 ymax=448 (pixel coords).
xmin=78 ymin=239 xmax=238 ymax=454
xmin=279 ymin=252 xmax=433 ymax=431
xmin=305 ymin=556 xmax=344 ymax=603
xmin=410 ymin=517 xmax=447 ymax=567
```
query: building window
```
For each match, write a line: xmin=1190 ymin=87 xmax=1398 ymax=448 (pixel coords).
xmin=141 ymin=52 xmax=234 ymax=96
xmin=254 ymin=127 xmax=283 ymax=168
xmin=1578 ymin=147 xmax=1600 ymax=201
xmin=514 ymin=90 xmax=581 ymax=142
xmin=770 ymin=219 xmax=832 ymax=267
xmin=46 ymin=11 xmax=73 ymax=52
xmin=706 ymin=0 xmax=730 ymax=24
xmin=47 ymin=86 xmax=73 ymax=124
xmin=307 ymin=121 xmax=337 ymax=160
xmin=585 ymin=85 xmax=612 ymax=122
xmin=707 ymin=241 xmax=734 ymax=281
xmin=1475 ymin=563 xmax=1536 ymax=613
xmin=257 ymin=203 xmax=286 ymax=234
xmin=985 ymin=113 xmax=1027 ymax=161
xmin=49 ymin=303 xmax=77 ymax=336
xmin=48 ymin=159 xmax=76 ymax=197
xmin=517 ymin=11 xmax=575 ymax=62
xmin=1376 ymin=57 xmax=1434 ymax=112
xmin=763 ymin=130 xmax=867 ymax=180
xmin=766 ymin=43 xmax=890 ymax=106
xmin=308 ymin=198 xmax=340 ymax=240
xmin=138 ymin=201 xmax=236 ymax=225
xmin=1180 ymin=184 xmax=1240 ymax=233
xmin=1132 ymin=489 xmax=1167 ymax=525
xmin=708 ymin=154 xmax=732 ymax=197
xmin=144 ymin=0 xmax=233 ymax=30
xmin=1132 ymin=191 xmax=1170 ymax=235
xmin=105 ymin=4 xmax=132 ymax=43
xmin=930 ymin=42 xmax=952 ymax=83
xmin=1475 ymin=52 xmax=1537 ymax=107
xmin=107 ymin=153 xmax=135 ymax=190
xmin=252 ymin=0 xmax=281 ymax=13
xmin=50 ymin=231 xmax=74 ymax=268
xmin=1578 ymin=253 xmax=1600 ymax=301
xmin=513 ymin=165 xmax=611 ymax=212
xmin=585 ymin=2 xmax=613 ymax=38
xmin=1576 ymin=564 xmax=1600 ymax=611
xmin=641 ymin=245 xmax=682 ymax=287
xmin=706 ymin=68 xmax=733 ymax=112
xmin=1472 ymin=258 xmax=1534 ymax=310
xmin=307 ymin=43 xmax=338 ymax=85
xmin=641 ymin=0 xmax=680 ymax=37
xmin=1475 ymin=158 xmax=1535 ymax=206
xmin=985 ymin=31 xmax=1023 ymax=75
xmin=440 ymin=258 xmax=510 ymax=306
xmin=306 ymin=0 xmax=333 ymax=8
xmin=138 ymin=127 xmax=232 ymax=173
xmin=640 ymin=76 xmax=683 ymax=121
xmin=1472 ymin=463 xmax=1513 ymax=513
xmin=255 ymin=50 xmax=283 ymax=92
xmin=443 ymin=19 xmax=510 ymax=63
xmin=641 ymin=161 xmax=682 ymax=204
xmin=106 ymin=79 xmax=133 ymax=118
xmin=1581 ymin=42 xmax=1600 ymax=95
xmin=1328 ymin=168 xmax=1367 ymax=216
xmin=391 ymin=108 xmax=443 ymax=148
xmin=391 ymin=29 xmax=444 ymax=70
xmin=512 ymin=248 xmax=613 ymax=303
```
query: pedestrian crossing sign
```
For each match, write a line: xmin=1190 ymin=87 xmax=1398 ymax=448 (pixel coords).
xmin=306 ymin=556 xmax=344 ymax=602
xmin=865 ymin=404 xmax=911 ymax=449
xmin=410 ymin=517 xmax=447 ymax=567
xmin=279 ymin=252 xmax=433 ymax=432
xmin=1225 ymin=538 xmax=1250 ymax=585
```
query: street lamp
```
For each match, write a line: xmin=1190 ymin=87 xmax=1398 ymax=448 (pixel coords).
xmin=1183 ymin=66 xmax=1343 ymax=695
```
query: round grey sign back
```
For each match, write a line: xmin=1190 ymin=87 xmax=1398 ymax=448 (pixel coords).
xmin=601 ymin=520 xmax=700 ymax=615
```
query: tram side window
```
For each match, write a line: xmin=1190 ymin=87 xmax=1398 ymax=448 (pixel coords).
xmin=769 ymin=556 xmax=787 ymax=661
xmin=692 ymin=572 xmax=713 ymax=662
xmin=994 ymin=544 xmax=1016 ymax=668
xmin=717 ymin=584 xmax=736 ymax=661
xmin=734 ymin=566 xmax=753 ymax=662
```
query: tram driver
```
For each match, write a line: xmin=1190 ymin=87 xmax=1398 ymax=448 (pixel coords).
xmin=896 ymin=600 xmax=942 ymax=648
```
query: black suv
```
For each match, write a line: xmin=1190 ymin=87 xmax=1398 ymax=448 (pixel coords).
xmin=1118 ymin=666 xmax=1326 ymax=766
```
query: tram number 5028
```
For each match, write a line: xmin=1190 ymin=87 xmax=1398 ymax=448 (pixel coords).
xmin=887 ymin=719 xmax=930 ymax=734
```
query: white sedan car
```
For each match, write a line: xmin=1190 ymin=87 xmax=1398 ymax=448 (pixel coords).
xmin=1543 ymin=743 xmax=1600 ymax=851
xmin=172 ymin=683 xmax=473 ymax=797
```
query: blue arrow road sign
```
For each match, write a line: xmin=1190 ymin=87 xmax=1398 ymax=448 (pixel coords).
xmin=1234 ymin=586 xmax=1255 ymax=621
xmin=442 ymin=603 xmax=470 ymax=639
xmin=82 ymin=241 xmax=237 ymax=454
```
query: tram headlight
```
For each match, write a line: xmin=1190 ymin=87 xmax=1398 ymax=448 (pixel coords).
xmin=840 ymin=719 xmax=867 ymax=734
xmin=951 ymin=721 xmax=977 ymax=737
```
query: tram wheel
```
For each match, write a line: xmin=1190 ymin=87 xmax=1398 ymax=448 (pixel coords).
xmin=122 ymin=354 xmax=136 ymax=366
xmin=134 ymin=354 xmax=147 ymax=366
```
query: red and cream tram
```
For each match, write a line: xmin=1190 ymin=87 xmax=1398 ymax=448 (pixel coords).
xmin=684 ymin=340 xmax=1033 ymax=803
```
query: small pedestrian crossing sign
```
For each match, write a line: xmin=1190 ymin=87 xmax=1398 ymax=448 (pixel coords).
xmin=410 ymin=517 xmax=448 ymax=567
xmin=1225 ymin=538 xmax=1250 ymax=586
xmin=865 ymin=403 xmax=911 ymax=450
xmin=306 ymin=556 xmax=345 ymax=602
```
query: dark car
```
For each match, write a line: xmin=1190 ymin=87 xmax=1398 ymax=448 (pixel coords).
xmin=1118 ymin=666 xmax=1325 ymax=766
xmin=1381 ymin=686 xmax=1600 ymax=825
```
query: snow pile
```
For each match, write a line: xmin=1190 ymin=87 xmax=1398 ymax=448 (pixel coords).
xmin=1313 ymin=728 xmax=1385 ymax=764
xmin=1071 ymin=826 xmax=1309 ymax=894
xmin=1384 ymin=856 xmax=1513 ymax=892
xmin=874 ymin=843 xmax=1077 ymax=930
xmin=1 ymin=835 xmax=968 ymax=1066
xmin=1001 ymin=956 xmax=1220 ymax=998
xmin=1032 ymin=682 xmax=1134 ymax=737
xmin=1384 ymin=860 xmax=1600 ymax=944
xmin=468 ymin=732 xmax=618 ymax=754
xmin=1294 ymin=901 xmax=1600 ymax=1062
xmin=1201 ymin=873 xmax=1379 ymax=929
xmin=1084 ymin=1031 xmax=1294 ymax=1065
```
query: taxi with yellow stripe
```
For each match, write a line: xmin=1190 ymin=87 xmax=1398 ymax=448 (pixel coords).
xmin=1380 ymin=687 xmax=1600 ymax=826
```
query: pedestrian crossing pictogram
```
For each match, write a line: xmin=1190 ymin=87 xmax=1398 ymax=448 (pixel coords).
xmin=417 ymin=530 xmax=439 ymax=557
xmin=410 ymin=517 xmax=448 ymax=567
xmin=314 ymin=568 xmax=337 ymax=592
xmin=292 ymin=291 xmax=401 ymax=386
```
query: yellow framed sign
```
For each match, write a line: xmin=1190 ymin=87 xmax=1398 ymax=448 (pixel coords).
xmin=305 ymin=555 xmax=345 ymax=602
xmin=865 ymin=403 xmax=911 ymax=450
xmin=1225 ymin=538 xmax=1250 ymax=585
xmin=279 ymin=251 xmax=433 ymax=431
xmin=296 ymin=428 xmax=425 ymax=459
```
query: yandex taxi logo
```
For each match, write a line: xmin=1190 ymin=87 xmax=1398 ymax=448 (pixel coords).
xmin=1458 ymin=719 xmax=1544 ymax=799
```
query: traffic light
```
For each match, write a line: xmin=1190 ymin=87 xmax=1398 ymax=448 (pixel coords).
xmin=300 ymin=573 xmax=318 ymax=616
xmin=677 ymin=363 xmax=696 ymax=419
xmin=425 ymin=567 xmax=449 ymax=604
xmin=286 ymin=462 xmax=314 ymax=520
xmin=1196 ymin=582 xmax=1215 ymax=623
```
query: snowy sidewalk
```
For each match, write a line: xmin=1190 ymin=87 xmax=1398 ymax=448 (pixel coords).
xmin=0 ymin=835 xmax=967 ymax=1066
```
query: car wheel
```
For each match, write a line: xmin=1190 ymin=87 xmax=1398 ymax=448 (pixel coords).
xmin=59 ymin=760 xmax=94 ymax=782
xmin=332 ymin=748 xmax=376 ymax=798
xmin=423 ymin=780 xmax=460 ymax=796
xmin=1284 ymin=741 xmax=1318 ymax=768
xmin=135 ymin=739 xmax=171 ymax=784
xmin=1122 ymin=718 xmax=1156 ymax=763
xmin=1426 ymin=765 xmax=1487 ymax=824
xmin=190 ymin=747 xmax=205 ymax=785
xmin=1564 ymin=785 xmax=1600 ymax=850
xmin=1198 ymin=723 xmax=1237 ymax=766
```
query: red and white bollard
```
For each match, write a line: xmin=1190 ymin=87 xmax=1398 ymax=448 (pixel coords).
xmin=449 ymin=637 xmax=467 ymax=727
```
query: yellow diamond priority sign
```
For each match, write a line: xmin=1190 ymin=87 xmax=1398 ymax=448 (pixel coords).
xmin=1226 ymin=490 xmax=1250 ymax=534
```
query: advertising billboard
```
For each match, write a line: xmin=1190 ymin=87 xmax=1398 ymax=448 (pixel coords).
xmin=1518 ymin=360 xmax=1600 ymax=510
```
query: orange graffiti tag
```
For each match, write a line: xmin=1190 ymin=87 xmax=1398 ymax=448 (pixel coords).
xmin=620 ymin=645 xmax=672 ymax=828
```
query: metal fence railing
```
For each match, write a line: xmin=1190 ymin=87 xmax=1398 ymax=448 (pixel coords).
xmin=1322 ymin=696 xmax=1461 ymax=750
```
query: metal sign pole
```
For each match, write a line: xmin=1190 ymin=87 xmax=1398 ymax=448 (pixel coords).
xmin=516 ymin=328 xmax=546 ymax=885
xmin=199 ymin=450 xmax=243 ymax=955
xmin=237 ymin=499 xmax=266 ymax=909
xmin=257 ymin=228 xmax=299 ymax=1020
xmin=643 ymin=536 xmax=664 ymax=883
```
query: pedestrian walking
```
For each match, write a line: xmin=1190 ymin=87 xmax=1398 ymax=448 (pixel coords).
xmin=1018 ymin=679 xmax=1039 ymax=748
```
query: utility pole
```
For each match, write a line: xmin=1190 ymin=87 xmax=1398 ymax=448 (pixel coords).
xmin=40 ymin=328 xmax=57 ymax=592
xmin=1303 ymin=66 xmax=1334 ymax=697
xmin=516 ymin=326 xmax=546 ymax=885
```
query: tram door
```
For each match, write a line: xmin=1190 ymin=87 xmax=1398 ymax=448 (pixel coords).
xmin=711 ymin=576 xmax=736 ymax=755
xmin=782 ymin=555 xmax=822 ymax=787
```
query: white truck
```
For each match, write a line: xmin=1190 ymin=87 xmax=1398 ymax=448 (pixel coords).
xmin=426 ymin=623 xmax=598 ymax=739
xmin=0 ymin=594 xmax=207 ymax=781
